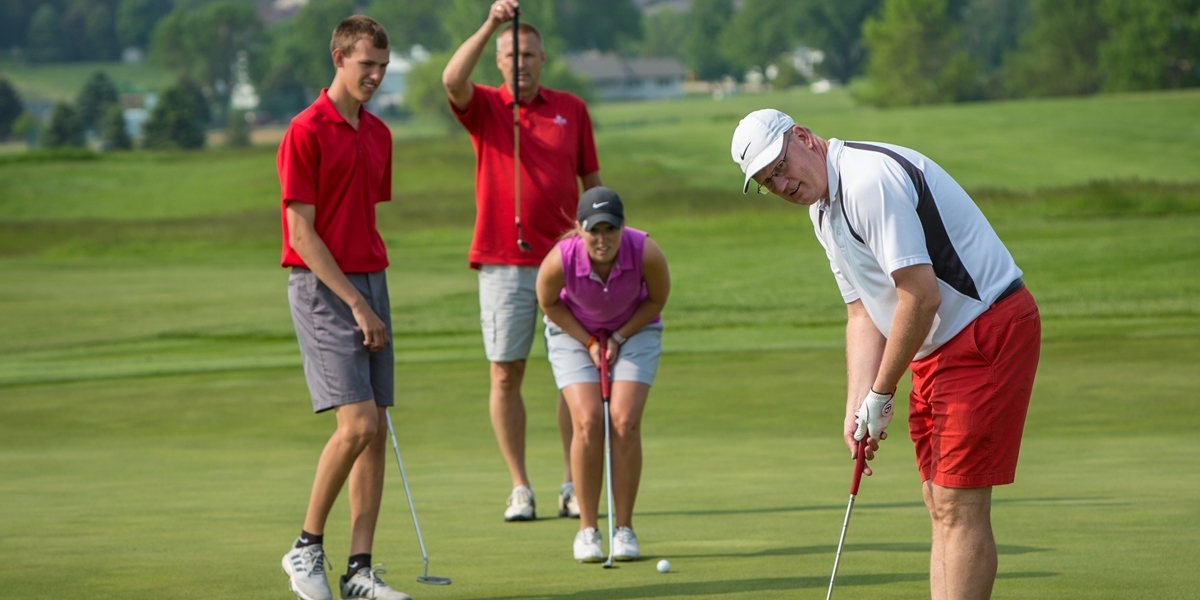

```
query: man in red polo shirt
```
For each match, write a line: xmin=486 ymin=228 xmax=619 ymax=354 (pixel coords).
xmin=443 ymin=0 xmax=602 ymax=522
xmin=276 ymin=15 xmax=410 ymax=600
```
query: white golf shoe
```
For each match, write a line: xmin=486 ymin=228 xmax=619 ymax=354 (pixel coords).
xmin=339 ymin=566 xmax=412 ymax=600
xmin=504 ymin=485 xmax=536 ymax=521
xmin=282 ymin=544 xmax=333 ymax=600
xmin=573 ymin=527 xmax=604 ymax=563
xmin=612 ymin=526 xmax=640 ymax=561
xmin=558 ymin=484 xmax=580 ymax=518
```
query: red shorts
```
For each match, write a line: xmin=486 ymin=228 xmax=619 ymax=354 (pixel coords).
xmin=909 ymin=287 xmax=1041 ymax=488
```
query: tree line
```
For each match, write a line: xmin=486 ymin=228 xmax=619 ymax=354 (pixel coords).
xmin=1 ymin=0 xmax=1196 ymax=144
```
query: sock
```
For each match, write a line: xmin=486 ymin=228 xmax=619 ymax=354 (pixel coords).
xmin=561 ymin=482 xmax=574 ymax=493
xmin=347 ymin=553 xmax=371 ymax=577
xmin=294 ymin=530 xmax=323 ymax=548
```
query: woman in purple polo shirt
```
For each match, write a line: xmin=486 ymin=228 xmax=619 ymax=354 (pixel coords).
xmin=536 ymin=186 xmax=671 ymax=564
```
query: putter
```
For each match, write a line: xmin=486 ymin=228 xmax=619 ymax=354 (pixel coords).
xmin=598 ymin=330 xmax=617 ymax=569
xmin=511 ymin=7 xmax=531 ymax=252
xmin=826 ymin=435 xmax=869 ymax=599
xmin=384 ymin=410 xmax=452 ymax=585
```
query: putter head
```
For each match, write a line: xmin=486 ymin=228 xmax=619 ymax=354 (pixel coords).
xmin=417 ymin=576 xmax=452 ymax=585
xmin=602 ymin=559 xmax=616 ymax=569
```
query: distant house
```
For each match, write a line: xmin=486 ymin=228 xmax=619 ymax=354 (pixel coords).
xmin=564 ymin=52 xmax=686 ymax=102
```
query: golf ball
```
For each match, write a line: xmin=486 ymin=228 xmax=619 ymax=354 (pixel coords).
xmin=656 ymin=559 xmax=671 ymax=573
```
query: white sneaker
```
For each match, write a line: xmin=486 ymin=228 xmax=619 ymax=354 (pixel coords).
xmin=612 ymin=526 xmax=640 ymax=561
xmin=339 ymin=566 xmax=412 ymax=600
xmin=573 ymin=527 xmax=604 ymax=563
xmin=282 ymin=544 xmax=333 ymax=600
xmin=504 ymin=485 xmax=536 ymax=521
xmin=558 ymin=484 xmax=580 ymax=518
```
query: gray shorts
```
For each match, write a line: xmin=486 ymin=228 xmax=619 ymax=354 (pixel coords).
xmin=478 ymin=265 xmax=540 ymax=362
xmin=288 ymin=268 xmax=394 ymax=413
xmin=544 ymin=319 xmax=664 ymax=389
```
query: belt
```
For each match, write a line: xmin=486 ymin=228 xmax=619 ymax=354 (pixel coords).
xmin=994 ymin=277 xmax=1024 ymax=304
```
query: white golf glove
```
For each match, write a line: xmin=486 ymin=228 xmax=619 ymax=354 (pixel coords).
xmin=853 ymin=389 xmax=894 ymax=441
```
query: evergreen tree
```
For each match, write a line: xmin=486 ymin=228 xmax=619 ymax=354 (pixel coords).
xmin=637 ymin=7 xmax=688 ymax=58
xmin=27 ymin=4 xmax=64 ymax=63
xmin=720 ymin=0 xmax=800 ymax=74
xmin=858 ymin=0 xmax=979 ymax=106
xmin=100 ymin=104 xmax=132 ymax=150
xmin=0 ymin=0 xmax=33 ymax=51
xmin=257 ymin=62 xmax=311 ymax=122
xmin=85 ymin=2 xmax=119 ymax=60
xmin=791 ymin=0 xmax=883 ymax=83
xmin=116 ymin=0 xmax=174 ymax=49
xmin=226 ymin=109 xmax=250 ymax=147
xmin=176 ymin=76 xmax=211 ymax=126
xmin=44 ymin=102 xmax=86 ymax=148
xmin=267 ymin=0 xmax=356 ymax=93
xmin=77 ymin=71 xmax=121 ymax=131
xmin=684 ymin=0 xmax=736 ymax=80
xmin=1000 ymin=0 xmax=1107 ymax=97
xmin=142 ymin=82 xmax=206 ymax=149
xmin=149 ymin=1 xmax=264 ymax=114
xmin=366 ymin=0 xmax=447 ymax=52
xmin=0 ymin=76 xmax=22 ymax=140
xmin=64 ymin=0 xmax=95 ymax=61
xmin=1100 ymin=0 xmax=1200 ymax=91
xmin=556 ymin=0 xmax=642 ymax=52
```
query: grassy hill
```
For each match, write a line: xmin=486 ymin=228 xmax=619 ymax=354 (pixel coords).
xmin=0 ymin=59 xmax=177 ymax=102
xmin=0 ymin=88 xmax=1197 ymax=598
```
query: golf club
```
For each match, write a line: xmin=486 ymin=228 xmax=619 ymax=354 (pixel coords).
xmin=825 ymin=435 xmax=869 ymax=599
xmin=384 ymin=410 xmax=452 ymax=586
xmin=598 ymin=330 xmax=617 ymax=569
xmin=511 ymin=7 xmax=530 ymax=252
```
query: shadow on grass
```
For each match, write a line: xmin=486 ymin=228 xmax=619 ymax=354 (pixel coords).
xmin=475 ymin=571 xmax=1057 ymax=599
xmin=671 ymin=542 xmax=1050 ymax=559
xmin=640 ymin=496 xmax=1117 ymax=519
xmin=637 ymin=501 xmax=926 ymax=518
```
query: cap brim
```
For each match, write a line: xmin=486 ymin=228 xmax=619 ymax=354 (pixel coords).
xmin=581 ymin=213 xmax=623 ymax=231
xmin=740 ymin=134 xmax=785 ymax=194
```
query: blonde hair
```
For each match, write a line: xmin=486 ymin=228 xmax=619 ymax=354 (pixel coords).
xmin=330 ymin=15 xmax=389 ymax=57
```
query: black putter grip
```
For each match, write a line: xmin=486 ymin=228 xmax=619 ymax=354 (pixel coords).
xmin=511 ymin=8 xmax=520 ymax=101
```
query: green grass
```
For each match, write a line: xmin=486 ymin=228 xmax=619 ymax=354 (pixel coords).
xmin=1 ymin=88 xmax=1199 ymax=598
xmin=0 ymin=59 xmax=178 ymax=101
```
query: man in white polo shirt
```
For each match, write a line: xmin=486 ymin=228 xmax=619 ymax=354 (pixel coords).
xmin=731 ymin=109 xmax=1041 ymax=600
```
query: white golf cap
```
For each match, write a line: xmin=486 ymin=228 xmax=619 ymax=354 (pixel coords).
xmin=731 ymin=108 xmax=795 ymax=193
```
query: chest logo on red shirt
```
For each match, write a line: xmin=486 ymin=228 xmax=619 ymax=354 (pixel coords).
xmin=553 ymin=114 xmax=568 ymax=126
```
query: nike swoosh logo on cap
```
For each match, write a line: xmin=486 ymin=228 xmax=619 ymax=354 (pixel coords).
xmin=592 ymin=202 xmax=608 ymax=208
xmin=740 ymin=141 xmax=752 ymax=160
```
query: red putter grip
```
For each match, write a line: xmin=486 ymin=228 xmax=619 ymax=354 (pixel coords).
xmin=850 ymin=436 xmax=868 ymax=495
xmin=598 ymin=330 xmax=611 ymax=400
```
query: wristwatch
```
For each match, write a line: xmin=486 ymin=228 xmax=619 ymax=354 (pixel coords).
xmin=611 ymin=331 xmax=627 ymax=345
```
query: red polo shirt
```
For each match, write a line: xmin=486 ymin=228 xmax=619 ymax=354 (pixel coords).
xmin=278 ymin=89 xmax=391 ymax=273
xmin=453 ymin=84 xmax=600 ymax=268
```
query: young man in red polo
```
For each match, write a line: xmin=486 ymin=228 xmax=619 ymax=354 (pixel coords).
xmin=276 ymin=15 xmax=410 ymax=600
xmin=442 ymin=0 xmax=602 ymax=522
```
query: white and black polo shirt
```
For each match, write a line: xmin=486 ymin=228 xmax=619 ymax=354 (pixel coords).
xmin=810 ymin=139 xmax=1023 ymax=359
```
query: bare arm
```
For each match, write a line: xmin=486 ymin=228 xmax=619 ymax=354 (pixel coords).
xmin=580 ymin=171 xmax=602 ymax=191
xmin=844 ymin=298 xmax=886 ymax=468
xmin=443 ymin=0 xmax=518 ymax=110
xmin=537 ymin=246 xmax=595 ymax=346
xmin=843 ymin=264 xmax=941 ymax=466
xmin=286 ymin=202 xmax=388 ymax=352
xmin=612 ymin=237 xmax=669 ymax=343
xmin=875 ymin=264 xmax=940 ymax=393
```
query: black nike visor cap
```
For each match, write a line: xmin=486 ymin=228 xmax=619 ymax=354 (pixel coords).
xmin=577 ymin=186 xmax=625 ymax=231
